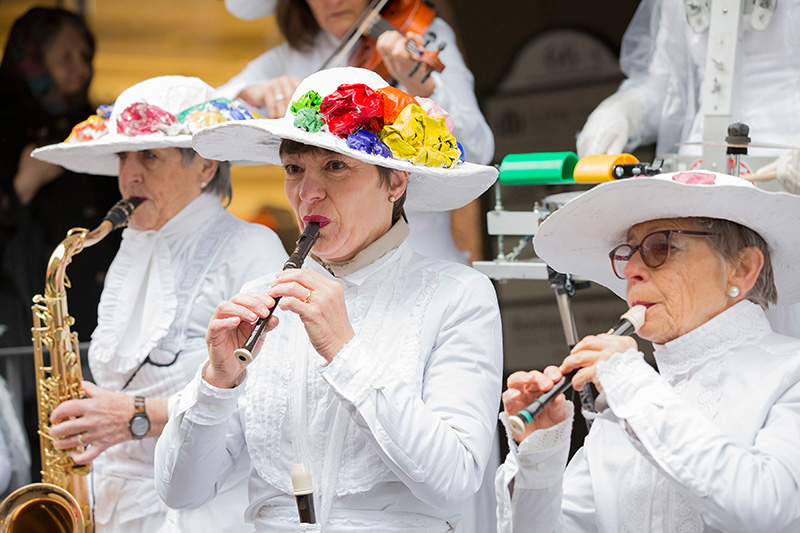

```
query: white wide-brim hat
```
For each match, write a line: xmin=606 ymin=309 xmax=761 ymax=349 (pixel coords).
xmin=32 ymin=76 xmax=237 ymax=176
xmin=225 ymin=0 xmax=276 ymax=19
xmin=192 ymin=67 xmax=498 ymax=211
xmin=533 ymin=171 xmax=800 ymax=306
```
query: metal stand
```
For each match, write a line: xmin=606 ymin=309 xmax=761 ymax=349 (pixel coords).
xmin=547 ymin=268 xmax=597 ymax=422
xmin=474 ymin=182 xmax=598 ymax=427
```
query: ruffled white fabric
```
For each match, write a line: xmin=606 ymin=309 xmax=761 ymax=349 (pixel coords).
xmin=90 ymin=195 xmax=227 ymax=383
xmin=244 ymin=245 xmax=438 ymax=503
xmin=89 ymin=224 xmax=177 ymax=380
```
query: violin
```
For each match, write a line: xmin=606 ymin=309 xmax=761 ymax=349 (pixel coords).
xmin=321 ymin=0 xmax=446 ymax=82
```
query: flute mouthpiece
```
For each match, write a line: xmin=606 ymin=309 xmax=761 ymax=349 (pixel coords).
xmin=621 ymin=305 xmax=647 ymax=333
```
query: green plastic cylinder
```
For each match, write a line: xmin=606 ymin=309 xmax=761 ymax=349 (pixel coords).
xmin=498 ymin=152 xmax=578 ymax=185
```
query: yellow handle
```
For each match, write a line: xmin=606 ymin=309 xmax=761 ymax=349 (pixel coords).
xmin=574 ymin=154 xmax=638 ymax=183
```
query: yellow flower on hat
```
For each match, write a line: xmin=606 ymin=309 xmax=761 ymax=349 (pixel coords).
xmin=380 ymin=104 xmax=460 ymax=168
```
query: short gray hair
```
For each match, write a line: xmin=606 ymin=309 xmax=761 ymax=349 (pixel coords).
xmin=693 ymin=217 xmax=777 ymax=309
xmin=178 ymin=148 xmax=232 ymax=206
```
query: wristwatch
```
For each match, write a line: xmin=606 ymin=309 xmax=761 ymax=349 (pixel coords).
xmin=129 ymin=396 xmax=150 ymax=439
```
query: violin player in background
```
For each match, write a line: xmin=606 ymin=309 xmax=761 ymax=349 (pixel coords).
xmin=219 ymin=0 xmax=494 ymax=265
xmin=155 ymin=67 xmax=503 ymax=532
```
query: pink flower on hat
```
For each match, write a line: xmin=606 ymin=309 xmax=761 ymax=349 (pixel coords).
xmin=117 ymin=101 xmax=179 ymax=136
xmin=672 ymin=172 xmax=716 ymax=185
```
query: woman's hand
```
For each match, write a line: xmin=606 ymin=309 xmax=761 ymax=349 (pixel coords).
xmin=205 ymin=292 xmax=278 ymax=387
xmin=236 ymin=75 xmax=301 ymax=118
xmin=560 ymin=334 xmax=637 ymax=392
xmin=269 ymin=269 xmax=354 ymax=363
xmin=49 ymin=382 xmax=165 ymax=464
xmin=14 ymin=143 xmax=64 ymax=204
xmin=503 ymin=366 xmax=569 ymax=444
xmin=376 ymin=30 xmax=435 ymax=98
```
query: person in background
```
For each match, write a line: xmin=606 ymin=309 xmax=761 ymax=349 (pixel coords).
xmin=155 ymin=66 xmax=503 ymax=532
xmin=497 ymin=170 xmax=800 ymax=532
xmin=0 ymin=7 xmax=121 ymax=348
xmin=31 ymin=75 xmax=289 ymax=532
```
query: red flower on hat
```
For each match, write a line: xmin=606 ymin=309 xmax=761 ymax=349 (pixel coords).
xmin=117 ymin=101 xmax=178 ymax=136
xmin=672 ymin=172 xmax=716 ymax=185
xmin=320 ymin=84 xmax=384 ymax=137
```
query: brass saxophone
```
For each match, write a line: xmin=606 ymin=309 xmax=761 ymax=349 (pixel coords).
xmin=0 ymin=198 xmax=141 ymax=533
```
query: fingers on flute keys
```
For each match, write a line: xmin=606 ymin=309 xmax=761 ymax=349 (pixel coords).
xmin=560 ymin=334 xmax=637 ymax=390
xmin=503 ymin=366 xmax=563 ymax=414
xmin=207 ymin=294 xmax=278 ymax=348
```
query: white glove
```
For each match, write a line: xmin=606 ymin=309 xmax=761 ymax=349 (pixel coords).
xmin=576 ymin=91 xmax=646 ymax=158
xmin=753 ymin=149 xmax=800 ymax=194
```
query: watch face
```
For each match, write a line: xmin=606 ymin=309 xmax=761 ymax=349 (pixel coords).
xmin=130 ymin=414 xmax=150 ymax=437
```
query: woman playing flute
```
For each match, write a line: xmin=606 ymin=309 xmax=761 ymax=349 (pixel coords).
xmin=497 ymin=170 xmax=800 ymax=532
xmin=155 ymin=67 xmax=503 ymax=532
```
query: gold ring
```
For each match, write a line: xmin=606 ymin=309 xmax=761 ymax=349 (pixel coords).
xmin=304 ymin=290 xmax=311 ymax=303
xmin=77 ymin=434 xmax=84 ymax=448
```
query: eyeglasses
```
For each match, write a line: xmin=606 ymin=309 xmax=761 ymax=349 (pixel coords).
xmin=608 ymin=230 xmax=717 ymax=280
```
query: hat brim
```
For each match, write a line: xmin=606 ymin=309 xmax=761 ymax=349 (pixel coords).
xmin=32 ymin=134 xmax=194 ymax=176
xmin=533 ymin=174 xmax=800 ymax=306
xmin=192 ymin=119 xmax=498 ymax=211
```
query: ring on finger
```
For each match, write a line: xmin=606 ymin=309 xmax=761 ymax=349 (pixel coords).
xmin=304 ymin=289 xmax=312 ymax=304
xmin=274 ymin=93 xmax=285 ymax=101
xmin=77 ymin=433 xmax=85 ymax=448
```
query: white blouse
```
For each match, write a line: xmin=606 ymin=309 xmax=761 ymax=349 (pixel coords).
xmin=496 ymin=300 xmax=800 ymax=533
xmin=88 ymin=193 xmax=288 ymax=530
xmin=155 ymin=232 xmax=503 ymax=532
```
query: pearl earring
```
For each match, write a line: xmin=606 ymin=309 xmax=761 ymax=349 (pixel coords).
xmin=389 ymin=195 xmax=396 ymax=203
xmin=201 ymin=182 xmax=208 ymax=189
xmin=727 ymin=286 xmax=740 ymax=298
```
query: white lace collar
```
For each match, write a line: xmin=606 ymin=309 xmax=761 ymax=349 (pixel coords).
xmin=654 ymin=300 xmax=772 ymax=381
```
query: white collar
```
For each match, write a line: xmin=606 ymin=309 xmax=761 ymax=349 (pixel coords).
xmin=311 ymin=219 xmax=410 ymax=279
xmin=654 ymin=300 xmax=772 ymax=381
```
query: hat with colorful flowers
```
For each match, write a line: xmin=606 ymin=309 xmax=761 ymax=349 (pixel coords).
xmin=192 ymin=67 xmax=498 ymax=211
xmin=32 ymin=75 xmax=258 ymax=176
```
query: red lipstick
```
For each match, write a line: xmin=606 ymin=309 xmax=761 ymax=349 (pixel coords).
xmin=304 ymin=215 xmax=330 ymax=228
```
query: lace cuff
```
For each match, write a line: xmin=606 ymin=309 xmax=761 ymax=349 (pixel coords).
xmin=498 ymin=402 xmax=574 ymax=490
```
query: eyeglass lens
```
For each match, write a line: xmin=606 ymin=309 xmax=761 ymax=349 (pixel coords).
xmin=611 ymin=231 xmax=671 ymax=279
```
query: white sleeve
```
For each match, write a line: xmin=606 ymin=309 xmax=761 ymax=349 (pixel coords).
xmin=217 ymin=43 xmax=291 ymax=100
xmin=155 ymin=368 xmax=247 ymax=510
xmin=321 ymin=272 xmax=503 ymax=506
xmin=495 ymin=401 xmax=599 ymax=533
xmin=419 ymin=18 xmax=495 ymax=164
xmin=598 ymin=349 xmax=800 ymax=532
